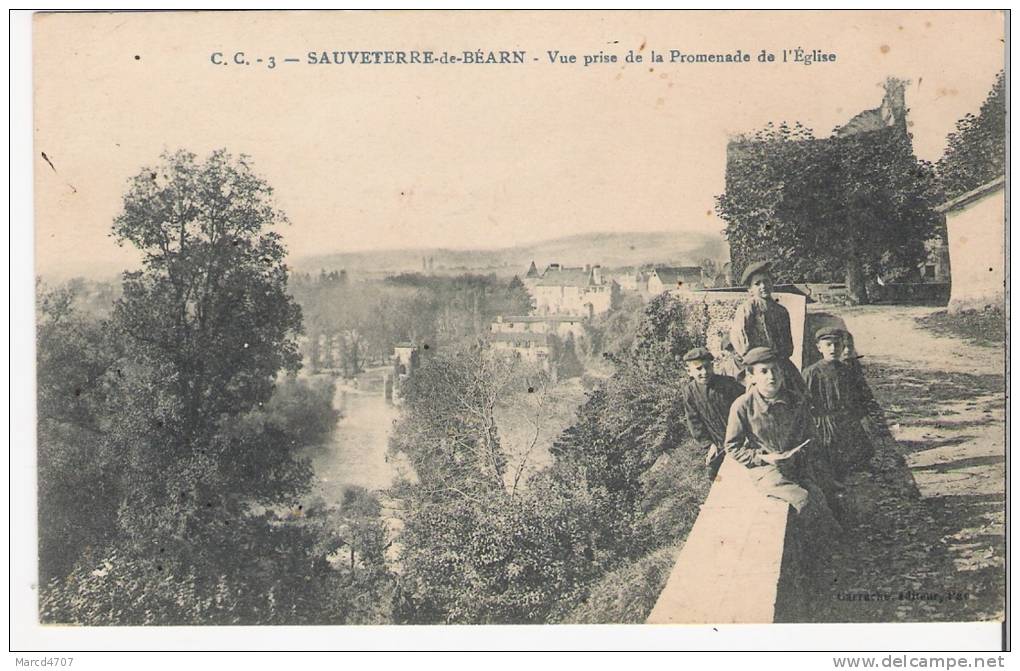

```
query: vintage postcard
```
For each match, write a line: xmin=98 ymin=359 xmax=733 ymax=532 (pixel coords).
xmin=18 ymin=8 xmax=1007 ymax=649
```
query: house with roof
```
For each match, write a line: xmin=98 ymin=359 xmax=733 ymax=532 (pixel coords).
xmin=490 ymin=314 xmax=586 ymax=340
xmin=647 ymin=266 xmax=705 ymax=294
xmin=489 ymin=331 xmax=552 ymax=368
xmin=530 ymin=263 xmax=616 ymax=317
xmin=937 ymin=176 xmax=1005 ymax=312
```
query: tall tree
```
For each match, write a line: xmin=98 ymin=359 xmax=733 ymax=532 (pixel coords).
xmin=38 ymin=150 xmax=382 ymax=625
xmin=36 ymin=285 xmax=124 ymax=581
xmin=106 ymin=149 xmax=308 ymax=562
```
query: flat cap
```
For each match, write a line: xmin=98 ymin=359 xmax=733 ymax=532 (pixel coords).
xmin=742 ymin=346 xmax=778 ymax=366
xmin=815 ymin=326 xmax=844 ymax=342
xmin=682 ymin=347 xmax=714 ymax=363
xmin=740 ymin=260 xmax=773 ymax=286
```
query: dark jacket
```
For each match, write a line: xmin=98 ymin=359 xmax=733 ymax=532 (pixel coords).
xmin=680 ymin=373 xmax=745 ymax=448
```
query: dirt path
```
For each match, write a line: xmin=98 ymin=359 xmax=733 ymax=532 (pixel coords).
xmin=811 ymin=305 xmax=1005 ymax=622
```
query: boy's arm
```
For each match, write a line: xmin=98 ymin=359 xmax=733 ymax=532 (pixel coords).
xmin=681 ymin=387 xmax=713 ymax=448
xmin=729 ymin=302 xmax=752 ymax=358
xmin=723 ymin=400 xmax=758 ymax=466
xmin=774 ymin=302 xmax=794 ymax=359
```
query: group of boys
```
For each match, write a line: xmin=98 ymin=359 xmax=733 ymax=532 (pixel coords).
xmin=678 ymin=260 xmax=876 ymax=521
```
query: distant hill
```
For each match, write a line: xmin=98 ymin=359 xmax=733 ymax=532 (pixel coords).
xmin=292 ymin=231 xmax=727 ymax=277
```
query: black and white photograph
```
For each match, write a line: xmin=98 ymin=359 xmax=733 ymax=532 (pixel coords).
xmin=12 ymin=8 xmax=1009 ymax=654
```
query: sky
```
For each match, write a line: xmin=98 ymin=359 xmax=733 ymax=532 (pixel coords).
xmin=32 ymin=10 xmax=1005 ymax=278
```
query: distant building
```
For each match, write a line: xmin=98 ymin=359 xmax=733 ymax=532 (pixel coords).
xmin=522 ymin=260 xmax=542 ymax=293
xmin=530 ymin=263 xmax=616 ymax=317
xmin=647 ymin=266 xmax=705 ymax=294
xmin=603 ymin=267 xmax=646 ymax=292
xmin=387 ymin=342 xmax=420 ymax=405
xmin=393 ymin=342 xmax=419 ymax=375
xmin=937 ymin=176 xmax=1005 ymax=312
xmin=834 ymin=78 xmax=907 ymax=137
xmin=489 ymin=331 xmax=551 ymax=368
xmin=491 ymin=314 xmax=586 ymax=340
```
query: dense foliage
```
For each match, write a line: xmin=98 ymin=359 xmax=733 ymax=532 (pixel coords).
xmin=937 ymin=71 xmax=1006 ymax=200
xmin=38 ymin=150 xmax=385 ymax=624
xmin=389 ymin=293 xmax=713 ymax=623
xmin=717 ymin=87 xmax=942 ymax=303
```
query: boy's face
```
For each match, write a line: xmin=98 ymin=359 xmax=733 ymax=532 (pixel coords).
xmin=685 ymin=359 xmax=713 ymax=385
xmin=839 ymin=335 xmax=856 ymax=361
xmin=816 ymin=337 xmax=844 ymax=361
xmin=748 ymin=273 xmax=773 ymax=300
xmin=749 ymin=361 xmax=783 ymax=397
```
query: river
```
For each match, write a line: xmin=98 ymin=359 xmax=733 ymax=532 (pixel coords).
xmin=301 ymin=367 xmax=399 ymax=505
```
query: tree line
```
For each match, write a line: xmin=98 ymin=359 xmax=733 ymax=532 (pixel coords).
xmin=289 ymin=270 xmax=534 ymax=375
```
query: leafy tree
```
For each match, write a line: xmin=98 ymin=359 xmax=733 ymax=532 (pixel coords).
xmin=548 ymin=333 xmax=583 ymax=380
xmin=388 ymin=345 xmax=612 ymax=623
xmin=579 ymin=292 xmax=646 ymax=361
xmin=262 ymin=375 xmax=339 ymax=448
xmin=394 ymin=483 xmax=608 ymax=624
xmin=389 ymin=344 xmax=519 ymax=497
xmin=38 ymin=150 xmax=358 ymax=625
xmin=107 ymin=149 xmax=306 ymax=546
xmin=718 ymin=107 xmax=941 ymax=303
xmin=938 ymin=70 xmax=1006 ymax=200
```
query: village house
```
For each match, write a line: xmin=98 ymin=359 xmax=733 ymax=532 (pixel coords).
xmin=528 ymin=262 xmax=617 ymax=317
xmin=489 ymin=331 xmax=551 ymax=369
xmin=937 ymin=176 xmax=1005 ymax=312
xmin=490 ymin=314 xmax=586 ymax=340
xmin=646 ymin=266 xmax=705 ymax=294
xmin=602 ymin=267 xmax=644 ymax=292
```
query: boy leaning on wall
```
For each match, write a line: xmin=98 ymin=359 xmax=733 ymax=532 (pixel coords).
xmin=679 ymin=347 xmax=745 ymax=480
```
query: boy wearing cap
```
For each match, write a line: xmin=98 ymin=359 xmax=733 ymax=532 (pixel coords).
xmin=803 ymin=327 xmax=876 ymax=479
xmin=723 ymin=346 xmax=818 ymax=513
xmin=726 ymin=347 xmax=842 ymax=611
xmin=729 ymin=260 xmax=805 ymax=393
xmin=680 ymin=347 xmax=745 ymax=480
